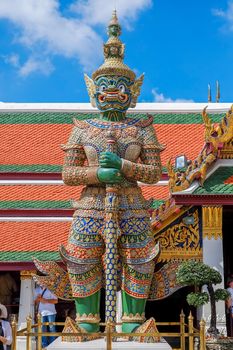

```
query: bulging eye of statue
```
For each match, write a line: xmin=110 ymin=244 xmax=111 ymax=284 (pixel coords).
xmin=118 ymin=84 xmax=125 ymax=93
xmin=99 ymin=85 xmax=106 ymax=93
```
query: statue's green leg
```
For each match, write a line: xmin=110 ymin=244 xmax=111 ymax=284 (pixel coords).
xmin=74 ymin=291 xmax=100 ymax=333
xmin=122 ymin=291 xmax=146 ymax=333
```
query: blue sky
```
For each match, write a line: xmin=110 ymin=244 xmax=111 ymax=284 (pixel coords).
xmin=0 ymin=0 xmax=233 ymax=103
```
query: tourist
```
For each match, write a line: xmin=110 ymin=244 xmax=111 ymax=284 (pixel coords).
xmin=34 ymin=286 xmax=58 ymax=349
xmin=0 ymin=304 xmax=12 ymax=350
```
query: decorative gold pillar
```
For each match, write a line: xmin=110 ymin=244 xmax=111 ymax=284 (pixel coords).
xmin=202 ymin=206 xmax=222 ymax=239
xmin=20 ymin=270 xmax=36 ymax=280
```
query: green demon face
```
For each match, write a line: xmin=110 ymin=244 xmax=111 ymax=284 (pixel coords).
xmin=94 ymin=76 xmax=133 ymax=113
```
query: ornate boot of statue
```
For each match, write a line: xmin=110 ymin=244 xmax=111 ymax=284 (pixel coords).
xmin=74 ymin=292 xmax=101 ymax=333
xmin=121 ymin=293 xmax=147 ymax=333
xmin=59 ymin=240 xmax=103 ymax=335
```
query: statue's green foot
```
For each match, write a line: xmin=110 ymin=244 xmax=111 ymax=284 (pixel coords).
xmin=79 ymin=323 xmax=100 ymax=333
xmin=62 ymin=317 xmax=101 ymax=342
xmin=121 ymin=313 xmax=145 ymax=340
xmin=122 ymin=322 xmax=141 ymax=333
xmin=131 ymin=317 xmax=161 ymax=343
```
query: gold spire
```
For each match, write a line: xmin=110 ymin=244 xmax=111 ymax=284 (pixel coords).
xmin=109 ymin=9 xmax=119 ymax=27
xmin=92 ymin=10 xmax=136 ymax=81
xmin=208 ymin=83 xmax=211 ymax=102
xmin=216 ymin=80 xmax=220 ymax=103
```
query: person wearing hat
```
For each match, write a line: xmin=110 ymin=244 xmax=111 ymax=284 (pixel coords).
xmin=0 ymin=304 xmax=12 ymax=350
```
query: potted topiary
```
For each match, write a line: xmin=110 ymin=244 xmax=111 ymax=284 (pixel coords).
xmin=176 ymin=260 xmax=230 ymax=337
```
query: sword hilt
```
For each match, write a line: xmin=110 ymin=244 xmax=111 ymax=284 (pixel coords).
xmin=106 ymin=128 xmax=117 ymax=154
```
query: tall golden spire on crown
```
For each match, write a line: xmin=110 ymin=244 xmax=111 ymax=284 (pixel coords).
xmin=92 ymin=10 xmax=136 ymax=81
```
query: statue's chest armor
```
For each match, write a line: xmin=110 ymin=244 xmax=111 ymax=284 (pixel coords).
xmin=81 ymin=123 xmax=142 ymax=165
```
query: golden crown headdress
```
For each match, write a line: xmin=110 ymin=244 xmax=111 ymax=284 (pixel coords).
xmin=92 ymin=10 xmax=136 ymax=81
xmin=85 ymin=10 xmax=144 ymax=108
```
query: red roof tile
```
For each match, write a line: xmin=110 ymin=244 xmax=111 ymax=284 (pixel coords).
xmin=0 ymin=185 xmax=84 ymax=201
xmin=0 ymin=124 xmax=71 ymax=165
xmin=0 ymin=184 xmax=169 ymax=204
xmin=0 ymin=221 xmax=69 ymax=251
xmin=0 ymin=124 xmax=204 ymax=167
xmin=141 ymin=185 xmax=169 ymax=200
xmin=224 ymin=176 xmax=233 ymax=184
xmin=156 ymin=124 xmax=205 ymax=164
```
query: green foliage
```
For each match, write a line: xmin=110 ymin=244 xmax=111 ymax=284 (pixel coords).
xmin=176 ymin=260 xmax=230 ymax=335
xmin=176 ymin=260 xmax=222 ymax=287
xmin=187 ymin=292 xmax=209 ymax=307
xmin=214 ymin=289 xmax=230 ymax=302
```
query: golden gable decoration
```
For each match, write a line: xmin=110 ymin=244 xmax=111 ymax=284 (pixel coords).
xmin=62 ymin=317 xmax=100 ymax=342
xmin=132 ymin=317 xmax=160 ymax=343
xmin=168 ymin=106 xmax=233 ymax=193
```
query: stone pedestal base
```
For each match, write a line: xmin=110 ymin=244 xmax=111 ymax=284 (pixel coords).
xmin=16 ymin=336 xmax=36 ymax=350
xmin=47 ymin=337 xmax=172 ymax=350
xmin=206 ymin=338 xmax=233 ymax=350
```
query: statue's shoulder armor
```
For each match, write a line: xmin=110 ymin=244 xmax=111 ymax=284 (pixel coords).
xmin=133 ymin=114 xmax=154 ymax=128
xmin=73 ymin=118 xmax=90 ymax=129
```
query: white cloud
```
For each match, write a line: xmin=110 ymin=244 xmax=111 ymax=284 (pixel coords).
xmin=213 ymin=1 xmax=233 ymax=31
xmin=0 ymin=0 xmax=102 ymax=72
xmin=19 ymin=57 xmax=54 ymax=77
xmin=70 ymin=0 xmax=152 ymax=28
xmin=152 ymin=88 xmax=194 ymax=103
xmin=4 ymin=53 xmax=20 ymax=67
xmin=0 ymin=0 xmax=151 ymax=76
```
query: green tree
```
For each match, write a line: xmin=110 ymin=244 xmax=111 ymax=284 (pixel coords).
xmin=176 ymin=260 xmax=230 ymax=336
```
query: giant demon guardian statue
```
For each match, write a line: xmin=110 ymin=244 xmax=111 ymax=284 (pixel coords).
xmin=34 ymin=11 xmax=167 ymax=340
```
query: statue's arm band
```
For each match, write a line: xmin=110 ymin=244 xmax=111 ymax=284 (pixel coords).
xmin=62 ymin=166 xmax=100 ymax=185
xmin=121 ymin=147 xmax=162 ymax=184
xmin=61 ymin=145 xmax=100 ymax=185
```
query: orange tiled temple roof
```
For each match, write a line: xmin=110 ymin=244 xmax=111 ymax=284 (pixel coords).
xmin=0 ymin=109 xmax=226 ymax=263
xmin=1 ymin=221 xmax=69 ymax=251
xmin=0 ymin=124 xmax=205 ymax=168
xmin=0 ymin=184 xmax=169 ymax=202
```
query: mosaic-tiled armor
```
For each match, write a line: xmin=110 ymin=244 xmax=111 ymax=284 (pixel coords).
xmin=59 ymin=11 xmax=164 ymax=334
xmin=60 ymin=115 xmax=163 ymax=327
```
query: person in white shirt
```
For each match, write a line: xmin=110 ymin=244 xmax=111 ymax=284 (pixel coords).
xmin=0 ymin=304 xmax=12 ymax=350
xmin=34 ymin=287 xmax=58 ymax=348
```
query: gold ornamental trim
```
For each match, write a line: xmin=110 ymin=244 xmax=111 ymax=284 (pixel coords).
xmin=92 ymin=11 xmax=135 ymax=82
xmin=20 ymin=270 xmax=37 ymax=280
xmin=76 ymin=313 xmax=100 ymax=324
xmin=152 ymin=204 xmax=191 ymax=234
xmin=158 ymin=248 xmax=202 ymax=263
xmin=92 ymin=62 xmax=136 ymax=81
xmin=202 ymin=206 xmax=222 ymax=239
xmin=62 ymin=316 xmax=100 ymax=342
xmin=155 ymin=209 xmax=202 ymax=262
xmin=167 ymin=106 xmax=233 ymax=193
xmin=121 ymin=312 xmax=145 ymax=323
xmin=203 ymin=105 xmax=233 ymax=150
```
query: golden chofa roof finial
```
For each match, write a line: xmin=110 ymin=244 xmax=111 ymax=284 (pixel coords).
xmin=92 ymin=10 xmax=136 ymax=81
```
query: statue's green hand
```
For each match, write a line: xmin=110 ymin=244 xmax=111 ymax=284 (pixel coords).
xmin=99 ymin=152 xmax=122 ymax=170
xmin=97 ymin=168 xmax=123 ymax=183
